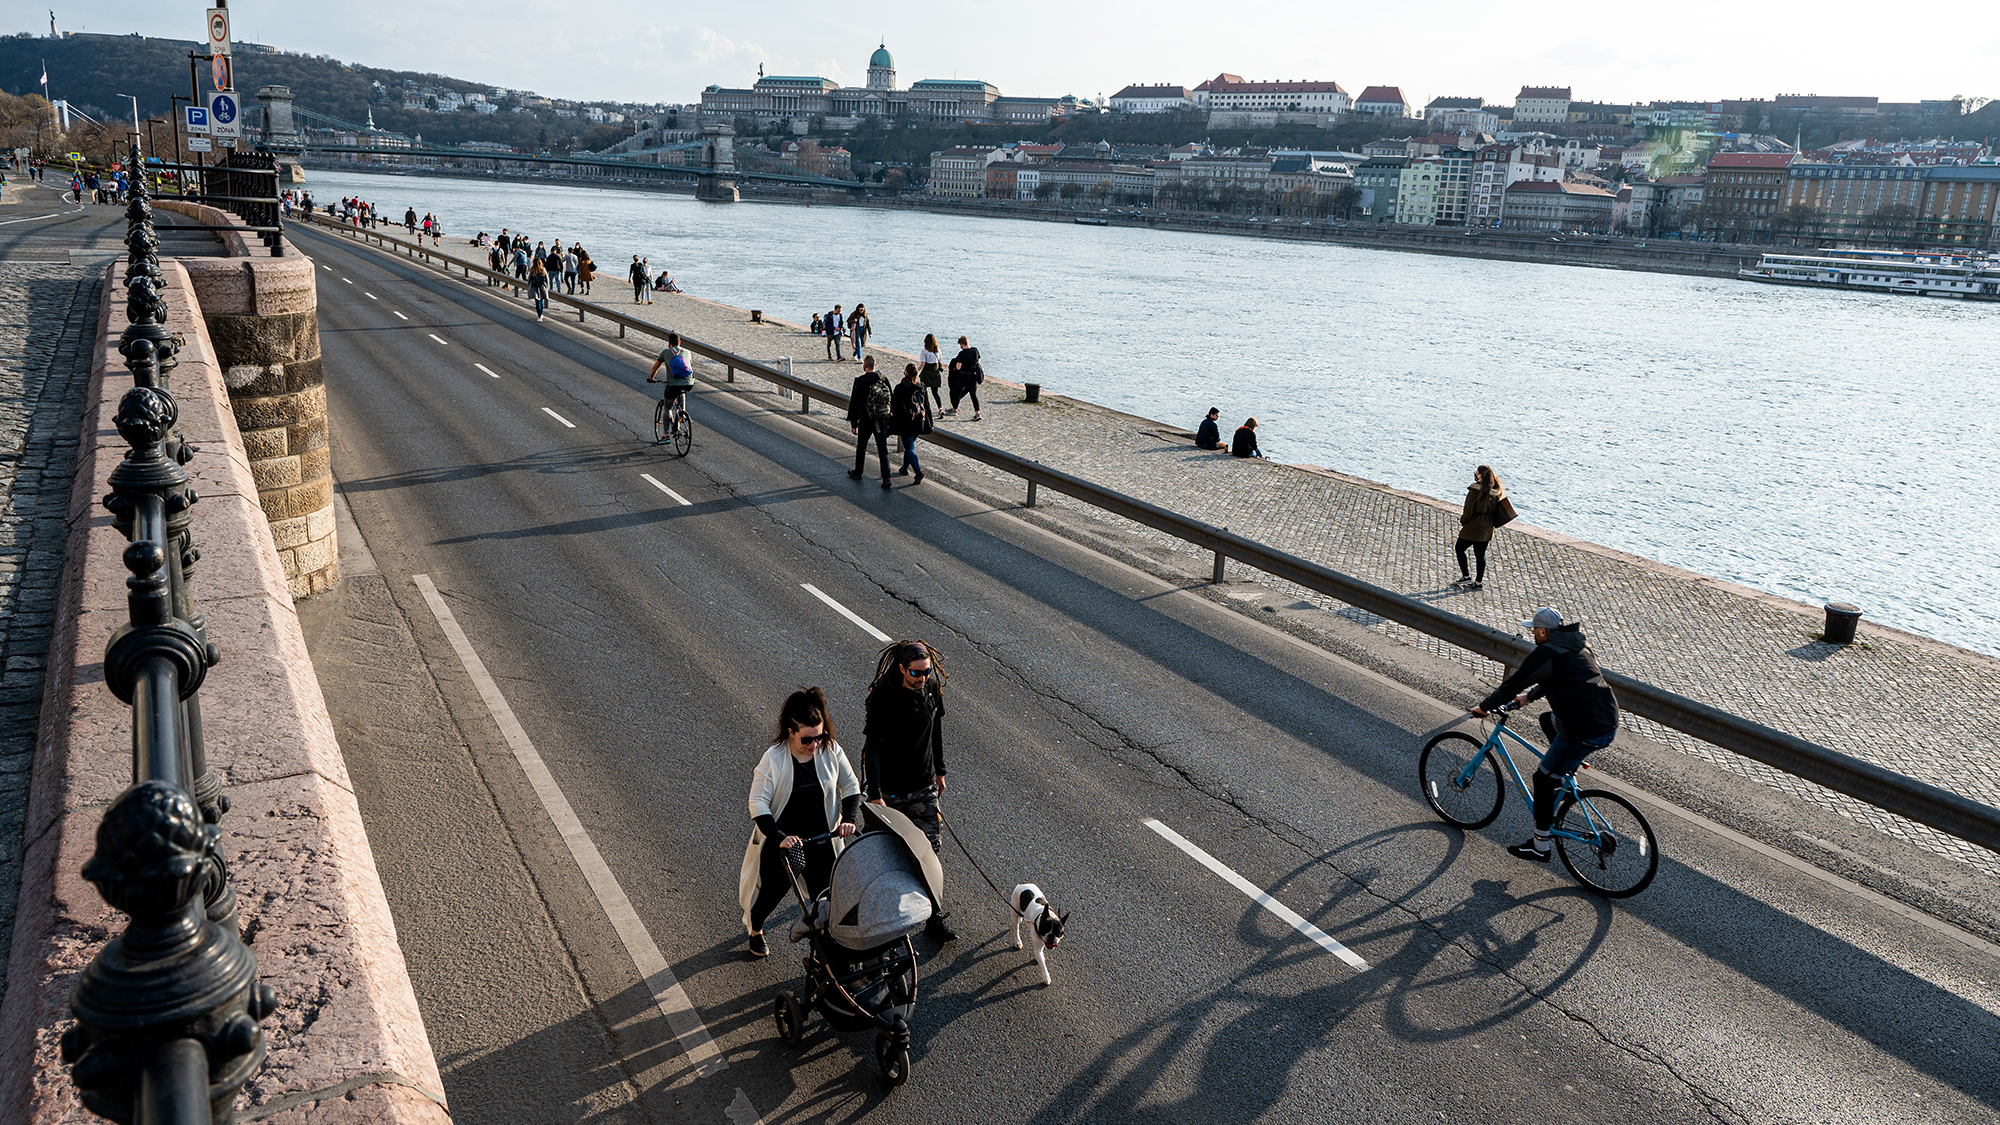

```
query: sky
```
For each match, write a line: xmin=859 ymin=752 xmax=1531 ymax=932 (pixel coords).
xmin=25 ymin=1 xmax=2000 ymax=110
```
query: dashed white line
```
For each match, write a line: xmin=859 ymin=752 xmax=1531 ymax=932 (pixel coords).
xmin=322 ymin=264 xmax=332 ymax=271
xmin=542 ymin=407 xmax=575 ymax=428
xmin=341 ymin=276 xmax=352 ymax=284
xmin=413 ymin=575 xmax=726 ymax=1076
xmin=800 ymin=584 xmax=894 ymax=643
xmin=365 ymin=292 xmax=378 ymax=300
xmin=474 ymin=363 xmax=500 ymax=379
xmin=428 ymin=333 xmax=449 ymax=345
xmin=1143 ymin=818 xmax=1371 ymax=972
xmin=392 ymin=310 xmax=408 ymax=320
xmin=640 ymin=474 xmax=692 ymax=506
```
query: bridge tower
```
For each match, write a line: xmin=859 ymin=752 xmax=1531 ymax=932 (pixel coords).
xmin=696 ymin=123 xmax=739 ymax=203
xmin=255 ymin=85 xmax=307 ymax=183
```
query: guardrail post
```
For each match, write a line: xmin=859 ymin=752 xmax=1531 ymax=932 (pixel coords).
xmin=726 ymin=364 xmax=735 ymax=383
xmin=1212 ymin=528 xmax=1228 ymax=583
xmin=618 ymin=322 xmax=626 ymax=338
xmin=1025 ymin=481 xmax=1038 ymax=508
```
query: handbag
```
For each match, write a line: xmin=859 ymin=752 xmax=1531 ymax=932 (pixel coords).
xmin=1493 ymin=496 xmax=1518 ymax=527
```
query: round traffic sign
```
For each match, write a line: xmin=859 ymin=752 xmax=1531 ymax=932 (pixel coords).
xmin=209 ymin=11 xmax=228 ymax=44
xmin=212 ymin=93 xmax=238 ymax=124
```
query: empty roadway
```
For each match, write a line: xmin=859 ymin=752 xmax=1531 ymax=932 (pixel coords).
xmin=286 ymin=220 xmax=1999 ymax=1125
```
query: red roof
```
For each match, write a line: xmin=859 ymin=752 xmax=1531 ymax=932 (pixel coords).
xmin=1193 ymin=73 xmax=1245 ymax=92
xmin=1707 ymin=152 xmax=1795 ymax=169
xmin=1357 ymin=86 xmax=1406 ymax=104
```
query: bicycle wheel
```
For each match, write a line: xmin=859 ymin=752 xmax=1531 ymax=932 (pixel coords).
xmin=1554 ymin=789 xmax=1659 ymax=898
xmin=672 ymin=409 xmax=692 ymax=457
xmin=1419 ymin=732 xmax=1505 ymax=829
xmin=653 ymin=399 xmax=668 ymax=445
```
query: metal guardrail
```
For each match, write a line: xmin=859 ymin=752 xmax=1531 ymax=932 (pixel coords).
xmin=62 ymin=179 xmax=277 ymax=1124
xmin=302 ymin=213 xmax=2000 ymax=856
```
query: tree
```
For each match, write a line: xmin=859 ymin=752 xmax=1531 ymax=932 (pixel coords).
xmin=1327 ymin=183 xmax=1362 ymax=220
xmin=1777 ymin=203 xmax=1820 ymax=245
xmin=1033 ymin=181 xmax=1057 ymax=200
xmin=1059 ymin=182 xmax=1083 ymax=200
xmin=1282 ymin=184 xmax=1316 ymax=217
xmin=884 ymin=169 xmax=907 ymax=190
xmin=1088 ymin=179 xmax=1112 ymax=200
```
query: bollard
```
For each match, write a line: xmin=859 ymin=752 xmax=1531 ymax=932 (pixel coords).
xmin=578 ymin=305 xmax=586 ymax=323
xmin=1823 ymin=603 xmax=1863 ymax=645
xmin=1025 ymin=382 xmax=1042 ymax=404
xmin=751 ymin=309 xmax=763 ymax=323
xmin=801 ymin=394 xmax=811 ymax=414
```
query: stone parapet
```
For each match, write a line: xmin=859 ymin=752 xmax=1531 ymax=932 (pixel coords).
xmin=154 ymin=200 xmax=336 ymax=596
xmin=0 ymin=259 xmax=449 ymax=1122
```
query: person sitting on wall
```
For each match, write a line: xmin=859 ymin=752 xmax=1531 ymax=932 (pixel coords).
xmin=1231 ymin=418 xmax=1264 ymax=459
xmin=1195 ymin=407 xmax=1223 ymax=450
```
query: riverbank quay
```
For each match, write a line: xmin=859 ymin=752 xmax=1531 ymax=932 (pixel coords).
xmin=0 ymin=205 xmax=447 ymax=1120
xmin=361 ymin=221 xmax=2000 ymax=906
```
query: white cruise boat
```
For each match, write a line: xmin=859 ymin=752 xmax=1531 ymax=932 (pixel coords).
xmin=1739 ymin=248 xmax=2000 ymax=299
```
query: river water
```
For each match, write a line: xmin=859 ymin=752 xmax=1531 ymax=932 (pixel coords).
xmin=306 ymin=170 xmax=2000 ymax=657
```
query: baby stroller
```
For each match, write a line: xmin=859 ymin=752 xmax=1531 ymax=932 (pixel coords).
xmin=774 ymin=803 xmax=945 ymax=1086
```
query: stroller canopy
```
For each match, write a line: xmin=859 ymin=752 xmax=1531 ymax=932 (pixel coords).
xmin=825 ymin=804 xmax=947 ymax=950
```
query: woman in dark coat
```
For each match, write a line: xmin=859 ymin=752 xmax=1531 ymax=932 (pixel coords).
xmin=1453 ymin=464 xmax=1506 ymax=590
xmin=891 ymin=363 xmax=930 ymax=484
xmin=1230 ymin=418 xmax=1263 ymax=459
xmin=945 ymin=335 xmax=983 ymax=421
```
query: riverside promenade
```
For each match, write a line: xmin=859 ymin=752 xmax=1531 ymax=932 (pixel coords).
xmin=395 ymin=229 xmax=1999 ymax=884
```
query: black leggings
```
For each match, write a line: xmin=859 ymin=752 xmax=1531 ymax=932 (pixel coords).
xmin=747 ymin=838 xmax=833 ymax=934
xmin=949 ymin=382 xmax=980 ymax=413
xmin=1454 ymin=538 xmax=1488 ymax=581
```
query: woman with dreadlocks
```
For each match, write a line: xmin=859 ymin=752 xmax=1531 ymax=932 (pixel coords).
xmin=862 ymin=640 xmax=955 ymax=944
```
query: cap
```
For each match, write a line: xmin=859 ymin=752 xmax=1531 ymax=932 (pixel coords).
xmin=1521 ymin=607 xmax=1563 ymax=631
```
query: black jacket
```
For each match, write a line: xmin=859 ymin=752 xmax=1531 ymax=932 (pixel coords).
xmin=1195 ymin=417 xmax=1222 ymax=449
xmin=862 ymin=684 xmax=947 ymax=798
xmin=948 ymin=347 xmax=982 ymax=388
xmin=890 ymin=380 xmax=929 ymax=438
xmin=847 ymin=371 xmax=888 ymax=427
xmin=1231 ymin=426 xmax=1261 ymax=458
xmin=1480 ymin=624 xmax=1619 ymax=740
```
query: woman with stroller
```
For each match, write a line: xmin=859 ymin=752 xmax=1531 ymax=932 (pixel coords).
xmin=740 ymin=688 xmax=861 ymax=959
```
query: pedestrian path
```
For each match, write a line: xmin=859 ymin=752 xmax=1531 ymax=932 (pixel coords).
xmin=413 ymin=231 xmax=2000 ymax=878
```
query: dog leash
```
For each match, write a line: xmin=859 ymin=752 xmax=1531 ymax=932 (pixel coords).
xmin=938 ymin=805 xmax=1013 ymax=907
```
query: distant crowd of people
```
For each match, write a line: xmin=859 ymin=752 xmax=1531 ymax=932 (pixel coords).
xmin=476 ymin=229 xmax=598 ymax=320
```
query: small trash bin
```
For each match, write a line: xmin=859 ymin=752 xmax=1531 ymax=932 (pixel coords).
xmin=751 ymin=309 xmax=763 ymax=323
xmin=1823 ymin=603 xmax=1862 ymax=645
xmin=1024 ymin=382 xmax=1042 ymax=404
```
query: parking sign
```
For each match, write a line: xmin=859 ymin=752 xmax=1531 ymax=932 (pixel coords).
xmin=184 ymin=105 xmax=209 ymax=134
xmin=208 ymin=91 xmax=241 ymax=139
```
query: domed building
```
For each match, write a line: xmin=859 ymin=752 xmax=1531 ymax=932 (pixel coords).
xmin=867 ymin=43 xmax=896 ymax=91
xmin=698 ymin=41 xmax=1079 ymax=131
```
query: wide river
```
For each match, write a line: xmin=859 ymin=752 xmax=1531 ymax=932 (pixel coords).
xmin=308 ymin=169 xmax=2000 ymax=658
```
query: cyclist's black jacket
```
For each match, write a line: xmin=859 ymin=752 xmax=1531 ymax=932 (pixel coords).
xmin=1479 ymin=623 xmax=1619 ymax=740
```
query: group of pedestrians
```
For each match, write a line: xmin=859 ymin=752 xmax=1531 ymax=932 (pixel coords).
xmin=837 ymin=329 xmax=988 ymax=487
xmin=479 ymin=230 xmax=595 ymax=315
xmin=741 ymin=641 xmax=958 ymax=957
xmin=402 ymin=207 xmax=444 ymax=246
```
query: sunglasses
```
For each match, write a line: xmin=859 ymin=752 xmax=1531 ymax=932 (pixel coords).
xmin=903 ymin=665 xmax=932 ymax=678
xmin=796 ymin=732 xmax=828 ymax=746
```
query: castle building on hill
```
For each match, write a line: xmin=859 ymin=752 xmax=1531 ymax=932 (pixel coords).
xmin=699 ymin=42 xmax=1088 ymax=130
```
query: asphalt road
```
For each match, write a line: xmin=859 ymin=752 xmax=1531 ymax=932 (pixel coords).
xmin=288 ymin=220 xmax=2000 ymax=1125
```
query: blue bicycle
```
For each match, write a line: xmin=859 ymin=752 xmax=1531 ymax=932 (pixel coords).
xmin=1419 ymin=702 xmax=1660 ymax=897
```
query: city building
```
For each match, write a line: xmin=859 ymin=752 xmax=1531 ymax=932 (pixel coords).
xmin=1622 ymin=176 xmax=1706 ymax=233
xmin=1567 ymin=101 xmax=1633 ymax=127
xmin=1784 ymin=162 xmax=2000 ymax=248
xmin=1269 ymin=156 xmax=1357 ymax=213
xmin=1395 ymin=152 xmax=1474 ymax=225
xmin=1704 ymin=152 xmax=1795 ymax=238
xmin=1513 ymin=86 xmax=1573 ymax=125
xmin=1467 ymin=142 xmax=1567 ymax=226
xmin=1772 ymin=94 xmax=1878 ymax=117
xmin=1499 ymin=180 xmax=1616 ymax=231
xmin=1154 ymin=156 xmax=1274 ymax=209
xmin=1426 ymin=97 xmax=1498 ymax=135
xmin=929 ymin=146 xmax=1007 ymax=197
xmin=1109 ymin=84 xmax=1195 ymax=113
xmin=1354 ymin=155 xmax=1408 ymax=220
xmin=701 ymin=43 xmax=1077 ymax=129
xmin=1190 ymin=74 xmax=1243 ymax=108
xmin=1354 ymin=87 xmax=1413 ymax=118
xmin=1197 ymin=76 xmax=1352 ymax=115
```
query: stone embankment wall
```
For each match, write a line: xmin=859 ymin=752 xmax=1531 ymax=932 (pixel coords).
xmin=0 ymin=251 xmax=446 ymax=1119
xmin=155 ymin=201 xmax=336 ymax=596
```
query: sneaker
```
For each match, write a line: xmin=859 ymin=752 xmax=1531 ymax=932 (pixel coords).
xmin=911 ymin=473 xmax=924 ymax=485
xmin=746 ymin=933 xmax=769 ymax=958
xmin=941 ymin=408 xmax=957 ymax=417
xmin=925 ymin=916 xmax=957 ymax=944
xmin=881 ymin=481 xmax=893 ymax=490
xmin=846 ymin=469 xmax=863 ymax=479
xmin=971 ymin=414 xmax=981 ymax=422
xmin=895 ymin=467 xmax=911 ymax=477
xmin=1467 ymin=581 xmax=1484 ymax=590
xmin=1507 ymin=839 xmax=1552 ymax=863
xmin=1450 ymin=575 xmax=1470 ymax=586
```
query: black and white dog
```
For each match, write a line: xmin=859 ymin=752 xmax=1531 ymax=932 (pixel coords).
xmin=1010 ymin=883 xmax=1069 ymax=986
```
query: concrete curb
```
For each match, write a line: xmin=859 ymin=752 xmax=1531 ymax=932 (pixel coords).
xmin=0 ymin=259 xmax=449 ymax=1122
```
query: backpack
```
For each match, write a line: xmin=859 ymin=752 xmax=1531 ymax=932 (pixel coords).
xmin=866 ymin=377 xmax=893 ymax=422
xmin=668 ymin=352 xmax=693 ymax=381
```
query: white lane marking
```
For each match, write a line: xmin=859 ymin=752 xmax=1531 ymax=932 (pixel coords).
xmin=542 ymin=407 xmax=575 ymax=428
xmin=428 ymin=333 xmax=449 ymax=345
xmin=800 ymin=584 xmax=893 ymax=643
xmin=322 ymin=264 xmax=332 ymax=271
xmin=1143 ymin=818 xmax=1370 ymax=971
xmin=365 ymin=292 xmax=378 ymax=300
xmin=641 ymin=474 xmax=692 ymax=506
xmin=392 ymin=310 xmax=408 ymax=320
xmin=342 ymin=276 xmax=352 ymax=284
xmin=413 ymin=575 xmax=728 ymax=1076
xmin=0 ymin=211 xmax=68 ymax=226
xmin=474 ymin=363 xmax=500 ymax=379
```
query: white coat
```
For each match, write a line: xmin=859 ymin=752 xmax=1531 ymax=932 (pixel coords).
xmin=739 ymin=740 xmax=861 ymax=932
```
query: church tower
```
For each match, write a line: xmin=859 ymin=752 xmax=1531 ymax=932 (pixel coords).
xmin=866 ymin=42 xmax=896 ymax=91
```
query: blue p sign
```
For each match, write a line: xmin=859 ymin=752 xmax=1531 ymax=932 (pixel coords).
xmin=185 ymin=105 xmax=209 ymax=132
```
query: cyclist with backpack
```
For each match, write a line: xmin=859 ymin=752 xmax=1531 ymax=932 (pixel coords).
xmin=847 ymin=355 xmax=894 ymax=488
xmin=647 ymin=331 xmax=696 ymax=435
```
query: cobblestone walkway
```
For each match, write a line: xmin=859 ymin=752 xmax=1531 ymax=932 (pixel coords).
xmin=406 ymin=231 xmax=2000 ymax=877
xmin=0 ymin=263 xmax=101 ymax=1002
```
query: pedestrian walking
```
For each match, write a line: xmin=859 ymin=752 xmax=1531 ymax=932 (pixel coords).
xmin=404 ymin=207 xmax=417 ymax=233
xmin=1231 ymin=418 xmax=1264 ymax=459
xmin=1452 ymin=465 xmax=1508 ymax=590
xmin=513 ymin=245 xmax=530 ymax=280
xmin=428 ymin=215 xmax=442 ymax=247
xmin=576 ymin=249 xmax=595 ymax=295
xmin=528 ymin=260 xmax=551 ymax=320
xmin=945 ymin=335 xmax=983 ymax=421
xmin=562 ymin=247 xmax=578 ymax=294
xmin=849 ymin=302 xmax=871 ymax=355
xmin=629 ymin=255 xmax=649 ymax=303
xmin=891 ymin=363 xmax=930 ymax=483
xmin=824 ymin=305 xmax=846 ymax=361
xmin=1195 ymin=407 xmax=1223 ymax=450
xmin=487 ymin=243 xmax=505 ymax=285
xmin=847 ymin=356 xmax=894 ymax=489
xmin=917 ymin=334 xmax=945 ymax=410
xmin=739 ymin=687 xmax=861 ymax=958
xmin=862 ymin=641 xmax=955 ymax=944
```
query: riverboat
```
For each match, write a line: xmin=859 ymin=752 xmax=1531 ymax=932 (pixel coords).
xmin=1738 ymin=248 xmax=2000 ymax=299
xmin=1074 ymin=216 xmax=1108 ymax=226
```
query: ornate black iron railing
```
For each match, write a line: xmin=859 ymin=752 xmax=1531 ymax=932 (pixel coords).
xmin=60 ymin=177 xmax=276 ymax=1125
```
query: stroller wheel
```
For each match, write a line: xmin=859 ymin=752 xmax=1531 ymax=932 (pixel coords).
xmin=774 ymin=990 xmax=805 ymax=1047
xmin=874 ymin=1028 xmax=910 ymax=1086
